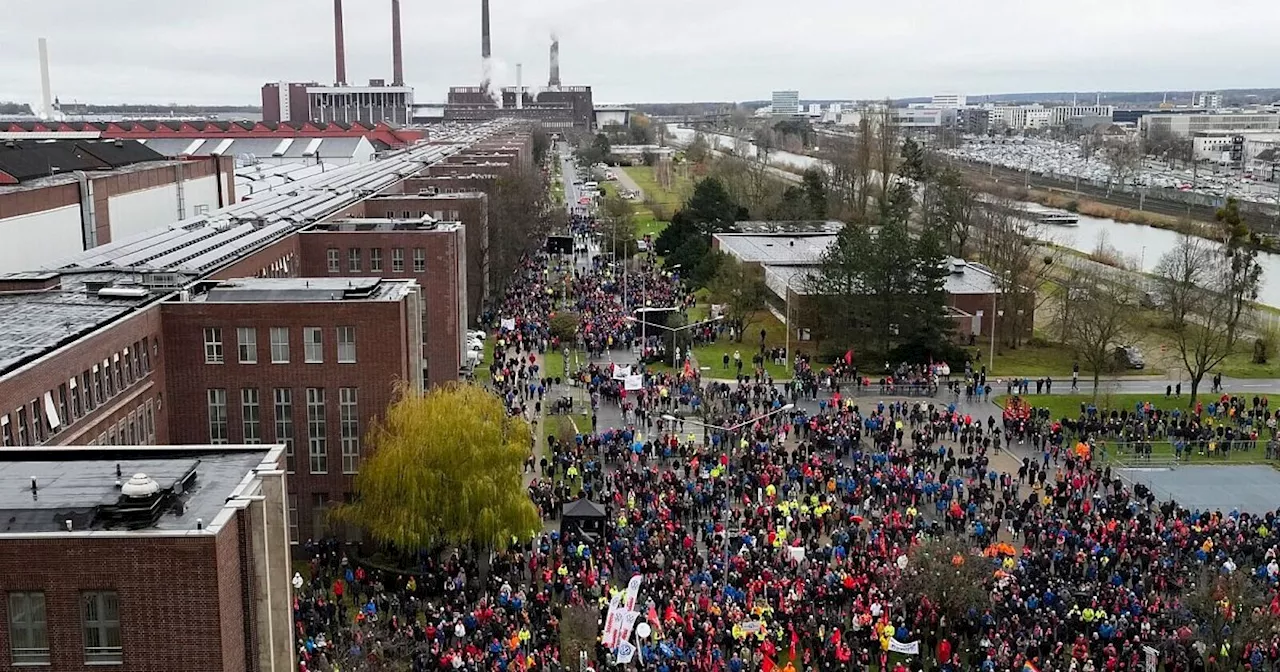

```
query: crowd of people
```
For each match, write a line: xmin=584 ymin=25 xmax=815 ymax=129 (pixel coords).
xmin=290 ymin=210 xmax=1280 ymax=672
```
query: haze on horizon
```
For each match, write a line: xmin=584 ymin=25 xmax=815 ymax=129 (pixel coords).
xmin=1 ymin=0 xmax=1277 ymax=107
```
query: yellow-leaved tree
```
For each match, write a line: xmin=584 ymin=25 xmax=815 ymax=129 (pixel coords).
xmin=334 ymin=383 xmax=541 ymax=552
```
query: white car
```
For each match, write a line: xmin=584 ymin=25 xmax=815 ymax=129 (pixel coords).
xmin=467 ymin=330 xmax=487 ymax=341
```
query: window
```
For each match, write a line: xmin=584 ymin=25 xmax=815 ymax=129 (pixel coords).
xmin=145 ymin=400 xmax=155 ymax=444
xmin=370 ymin=248 xmax=383 ymax=272
xmin=237 ymin=327 xmax=257 ymax=364
xmin=123 ymin=347 xmax=135 ymax=385
xmin=194 ymin=203 xmax=210 ymax=215
xmin=275 ymin=389 xmax=294 ymax=473
xmin=9 ymin=592 xmax=49 ymax=665
xmin=303 ymin=327 xmax=323 ymax=363
xmin=241 ymin=388 xmax=261 ymax=444
xmin=102 ymin=359 xmax=114 ymax=398
xmin=82 ymin=591 xmax=121 ymax=664
xmin=392 ymin=248 xmax=404 ymax=272
xmin=337 ymin=326 xmax=356 ymax=363
xmin=413 ymin=248 xmax=425 ymax=272
xmin=204 ymin=327 xmax=224 ymax=364
xmin=208 ymin=388 xmax=228 ymax=444
xmin=307 ymin=388 xmax=327 ymax=474
xmin=270 ymin=327 xmax=290 ymax=363
xmin=327 ymin=248 xmax=340 ymax=273
xmin=312 ymin=493 xmax=328 ymax=538
xmin=15 ymin=407 xmax=28 ymax=446
xmin=30 ymin=401 xmax=44 ymax=444
xmin=340 ymin=387 xmax=359 ymax=474
xmin=348 ymin=248 xmax=361 ymax=273
xmin=57 ymin=383 xmax=70 ymax=428
xmin=92 ymin=365 xmax=104 ymax=405
xmin=140 ymin=337 xmax=150 ymax=373
xmin=287 ymin=494 xmax=299 ymax=543
xmin=82 ymin=371 xmax=95 ymax=412
xmin=1 ymin=415 xmax=10 ymax=448
xmin=113 ymin=353 xmax=123 ymax=391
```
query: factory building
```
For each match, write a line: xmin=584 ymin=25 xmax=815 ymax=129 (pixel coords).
xmin=0 ymin=121 xmax=529 ymax=542
xmin=0 ymin=444 xmax=293 ymax=671
xmin=0 ymin=139 xmax=233 ymax=274
xmin=1140 ymin=112 xmax=1280 ymax=138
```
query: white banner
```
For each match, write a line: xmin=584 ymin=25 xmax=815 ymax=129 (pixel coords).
xmin=615 ymin=640 xmax=636 ymax=664
xmin=617 ymin=610 xmax=640 ymax=642
xmin=787 ymin=546 xmax=806 ymax=562
xmin=623 ymin=575 xmax=644 ymax=611
xmin=739 ymin=620 xmax=763 ymax=635
xmin=888 ymin=639 xmax=919 ymax=656
xmin=624 ymin=374 xmax=644 ymax=391
xmin=601 ymin=594 xmax=623 ymax=648
xmin=612 ymin=364 xmax=632 ymax=380
xmin=500 ymin=318 xmax=516 ymax=331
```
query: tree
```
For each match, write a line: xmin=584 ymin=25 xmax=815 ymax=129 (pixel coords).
xmin=768 ymin=186 xmax=812 ymax=221
xmin=1179 ymin=568 xmax=1280 ymax=669
xmin=872 ymin=102 xmax=901 ymax=208
xmin=896 ymin=537 xmax=991 ymax=649
xmin=681 ymin=177 xmax=739 ymax=234
xmin=602 ymin=192 xmax=638 ymax=258
xmin=899 ymin=136 xmax=932 ymax=183
xmin=1155 ymin=235 xmax=1236 ymax=404
xmin=801 ymin=167 xmax=828 ymax=219
xmin=927 ymin=168 xmax=978 ymax=257
xmin=531 ymin=130 xmax=552 ymax=165
xmin=707 ymin=256 xmax=768 ymax=341
xmin=975 ymin=199 xmax=1058 ymax=351
xmin=1060 ymin=267 xmax=1136 ymax=396
xmin=1101 ymin=135 xmax=1142 ymax=193
xmin=488 ymin=167 xmax=555 ymax=300
xmin=686 ymin=132 xmax=712 ymax=164
xmin=1216 ymin=197 xmax=1262 ymax=346
xmin=334 ymin=384 xmax=541 ymax=553
xmin=823 ymin=116 xmax=874 ymax=223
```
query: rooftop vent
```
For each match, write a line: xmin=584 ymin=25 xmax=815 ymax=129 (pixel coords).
xmin=951 ymin=260 xmax=967 ymax=275
xmin=120 ymin=473 xmax=160 ymax=498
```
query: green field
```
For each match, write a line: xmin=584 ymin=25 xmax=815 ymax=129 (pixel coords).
xmin=993 ymin=393 xmax=1278 ymax=463
xmin=691 ymin=309 xmax=806 ymax=380
xmin=622 ymin=165 xmax=694 ymax=214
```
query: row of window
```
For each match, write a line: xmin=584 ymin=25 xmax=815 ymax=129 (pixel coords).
xmin=203 ymin=326 xmax=355 ymax=365
xmin=1 ymin=338 xmax=154 ymax=447
xmin=84 ymin=399 xmax=157 ymax=448
xmin=326 ymin=247 xmax=426 ymax=274
xmin=207 ymin=387 xmax=360 ymax=475
xmin=286 ymin=493 xmax=361 ymax=544
xmin=8 ymin=591 xmax=120 ymax=665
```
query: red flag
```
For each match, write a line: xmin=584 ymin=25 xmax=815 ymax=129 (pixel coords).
xmin=762 ymin=656 xmax=777 ymax=672
xmin=647 ymin=603 xmax=663 ymax=636
xmin=844 ymin=349 xmax=853 ymax=365
xmin=789 ymin=625 xmax=798 ymax=660
xmin=682 ymin=360 xmax=695 ymax=379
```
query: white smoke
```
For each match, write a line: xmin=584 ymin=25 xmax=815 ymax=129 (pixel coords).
xmin=486 ymin=57 xmax=510 ymax=108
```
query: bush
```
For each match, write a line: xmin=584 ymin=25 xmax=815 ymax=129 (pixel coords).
xmin=1064 ymin=200 xmax=1079 ymax=213
xmin=1026 ymin=336 xmax=1053 ymax=348
xmin=549 ymin=312 xmax=580 ymax=342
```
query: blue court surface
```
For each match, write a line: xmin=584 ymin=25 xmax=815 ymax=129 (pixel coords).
xmin=1118 ymin=464 xmax=1280 ymax=515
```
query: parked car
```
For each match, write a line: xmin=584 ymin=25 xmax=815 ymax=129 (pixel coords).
xmin=1113 ymin=345 xmax=1145 ymax=370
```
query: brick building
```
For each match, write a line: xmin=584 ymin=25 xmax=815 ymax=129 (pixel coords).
xmin=0 ymin=444 xmax=292 ymax=671
xmin=0 ymin=120 xmax=532 ymax=547
xmin=162 ymin=277 xmax=422 ymax=539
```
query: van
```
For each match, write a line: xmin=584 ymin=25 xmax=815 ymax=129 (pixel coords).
xmin=584 ymin=181 xmax=599 ymax=189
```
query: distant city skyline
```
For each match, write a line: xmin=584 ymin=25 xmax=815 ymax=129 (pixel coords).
xmin=1 ymin=0 xmax=1278 ymax=106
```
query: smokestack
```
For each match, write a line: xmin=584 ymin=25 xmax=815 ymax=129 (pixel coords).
xmin=480 ymin=0 xmax=492 ymax=92
xmin=333 ymin=0 xmax=347 ymax=86
xmin=516 ymin=63 xmax=523 ymax=109
xmin=549 ymin=34 xmax=561 ymax=88
xmin=37 ymin=38 xmax=53 ymax=121
xmin=391 ymin=0 xmax=404 ymax=86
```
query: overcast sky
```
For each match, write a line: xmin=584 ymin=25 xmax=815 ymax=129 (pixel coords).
xmin=2 ymin=0 xmax=1277 ymax=107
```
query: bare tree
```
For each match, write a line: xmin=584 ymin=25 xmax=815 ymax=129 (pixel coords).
xmin=1180 ymin=568 xmax=1280 ymax=670
xmin=873 ymin=102 xmax=901 ymax=210
xmin=823 ymin=128 xmax=874 ymax=224
xmin=975 ymin=199 xmax=1059 ymax=351
xmin=1102 ymin=135 xmax=1142 ymax=194
xmin=1155 ymin=235 xmax=1235 ymax=404
xmin=896 ymin=537 xmax=991 ymax=651
xmin=1059 ymin=266 xmax=1136 ymax=396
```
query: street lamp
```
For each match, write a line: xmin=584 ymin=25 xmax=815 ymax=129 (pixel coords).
xmin=661 ymin=403 xmax=794 ymax=598
xmin=782 ymin=273 xmax=805 ymax=375
xmin=627 ymin=314 xmax=724 ymax=369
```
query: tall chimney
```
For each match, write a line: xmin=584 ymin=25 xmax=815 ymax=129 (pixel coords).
xmin=37 ymin=38 xmax=53 ymax=121
xmin=516 ymin=63 xmax=523 ymax=109
xmin=333 ymin=0 xmax=347 ymax=86
xmin=549 ymin=34 xmax=561 ymax=88
xmin=391 ymin=0 xmax=404 ymax=86
xmin=481 ymin=0 xmax=492 ymax=90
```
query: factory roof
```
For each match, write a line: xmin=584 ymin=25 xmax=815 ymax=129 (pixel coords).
xmin=713 ymin=232 xmax=834 ymax=266
xmin=760 ymin=258 xmax=1000 ymax=299
xmin=190 ymin=277 xmax=417 ymax=303
xmin=0 ymin=138 xmax=168 ymax=187
xmin=140 ymin=136 xmax=372 ymax=160
xmin=0 ymin=445 xmax=278 ymax=536
xmin=306 ymin=218 xmax=461 ymax=232
xmin=0 ymin=120 xmax=520 ymax=378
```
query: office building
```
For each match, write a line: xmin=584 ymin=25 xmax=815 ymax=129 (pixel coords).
xmin=772 ymin=91 xmax=801 ymax=117
xmin=1141 ymin=112 xmax=1280 ymax=138
xmin=1049 ymin=105 xmax=1115 ymax=127
xmin=0 ymin=444 xmax=292 ymax=671
xmin=932 ymin=93 xmax=967 ymax=108
xmin=1195 ymin=92 xmax=1224 ymax=110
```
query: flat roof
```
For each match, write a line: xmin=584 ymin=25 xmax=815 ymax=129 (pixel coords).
xmin=191 ymin=277 xmax=416 ymax=303
xmin=307 ymin=218 xmax=460 ymax=232
xmin=0 ymin=158 xmax=190 ymax=196
xmin=714 ymin=233 xmax=833 ymax=265
xmin=0 ymin=446 xmax=275 ymax=535
xmin=761 ymin=259 xmax=1000 ymax=298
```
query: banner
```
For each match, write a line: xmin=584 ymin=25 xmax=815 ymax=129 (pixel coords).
xmin=623 ymin=575 xmax=644 ymax=611
xmin=739 ymin=620 xmax=763 ymax=635
xmin=888 ymin=639 xmax=919 ymax=656
xmin=617 ymin=610 xmax=640 ymax=642
xmin=500 ymin=318 xmax=516 ymax=331
xmin=612 ymin=364 xmax=632 ymax=380
xmin=624 ymin=374 xmax=643 ymax=391
xmin=615 ymin=640 xmax=636 ymax=664
xmin=787 ymin=546 xmax=806 ymax=562
xmin=601 ymin=594 xmax=623 ymax=648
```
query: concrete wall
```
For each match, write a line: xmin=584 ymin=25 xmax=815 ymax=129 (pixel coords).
xmin=107 ymin=174 xmax=220 ymax=240
xmin=0 ymin=205 xmax=83 ymax=274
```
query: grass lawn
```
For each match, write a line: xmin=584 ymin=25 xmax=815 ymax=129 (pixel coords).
xmin=542 ymin=349 xmax=567 ymax=379
xmin=692 ymin=309 xmax=807 ymax=380
xmin=993 ymin=393 xmax=1278 ymax=464
xmin=1216 ymin=345 xmax=1280 ymax=379
xmin=622 ymin=165 xmax=693 ymax=214
xmin=977 ymin=341 xmax=1164 ymax=379
xmin=473 ymin=337 xmax=497 ymax=383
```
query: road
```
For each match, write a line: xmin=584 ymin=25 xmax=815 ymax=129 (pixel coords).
xmin=610 ymin=167 xmax=645 ymax=200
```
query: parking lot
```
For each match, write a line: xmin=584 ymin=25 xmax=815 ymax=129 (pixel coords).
xmin=943 ymin=138 xmax=1280 ymax=206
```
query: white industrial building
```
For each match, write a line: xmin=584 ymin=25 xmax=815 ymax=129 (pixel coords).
xmin=1141 ymin=112 xmax=1280 ymax=138
xmin=932 ymin=94 xmax=967 ymax=108
xmin=137 ymin=136 xmax=377 ymax=167
xmin=772 ymin=91 xmax=800 ymax=117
